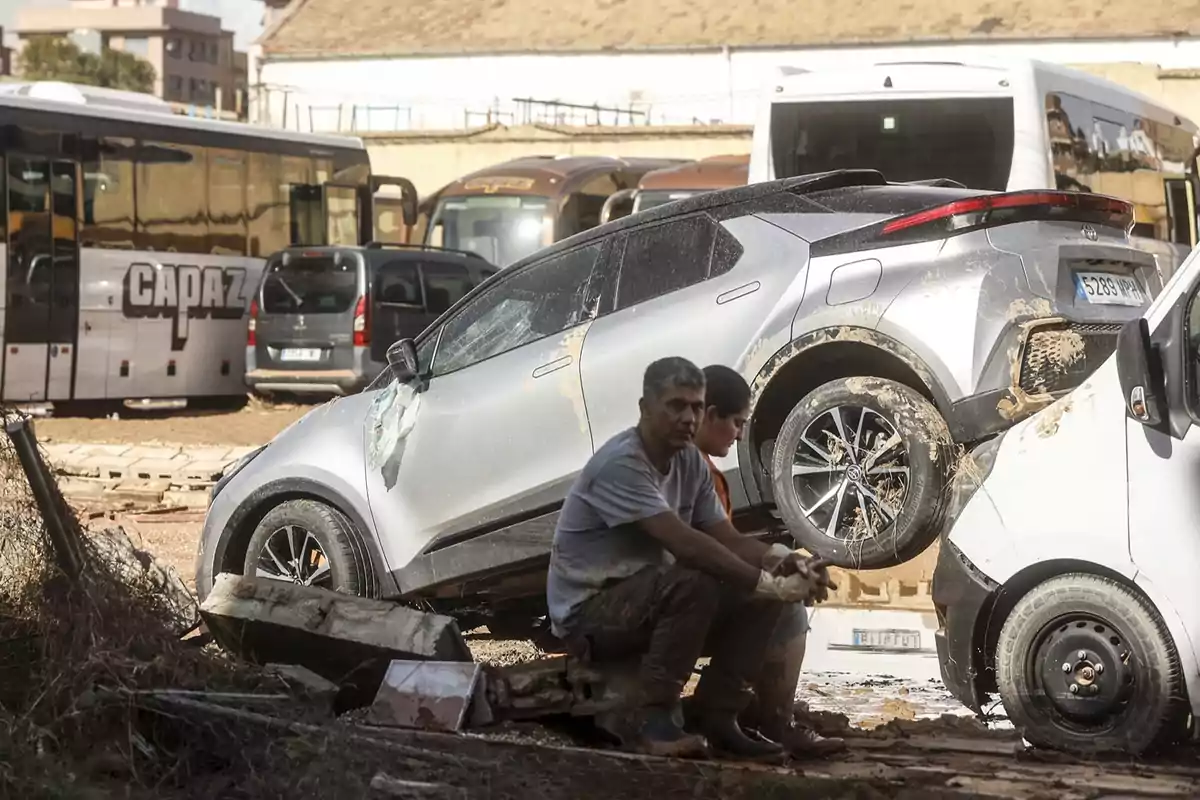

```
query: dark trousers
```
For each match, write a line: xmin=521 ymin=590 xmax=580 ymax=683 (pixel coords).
xmin=567 ymin=564 xmax=784 ymax=714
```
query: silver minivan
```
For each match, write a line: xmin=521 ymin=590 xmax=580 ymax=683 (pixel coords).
xmin=245 ymin=243 xmax=496 ymax=397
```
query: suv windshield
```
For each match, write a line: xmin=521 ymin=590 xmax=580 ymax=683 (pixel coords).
xmin=428 ymin=194 xmax=549 ymax=267
xmin=770 ymin=98 xmax=1016 ymax=191
xmin=261 ymin=253 xmax=359 ymax=314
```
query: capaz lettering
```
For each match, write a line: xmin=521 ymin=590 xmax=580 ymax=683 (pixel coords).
xmin=122 ymin=262 xmax=248 ymax=350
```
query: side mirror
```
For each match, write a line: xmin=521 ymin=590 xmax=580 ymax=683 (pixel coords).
xmin=387 ymin=338 xmax=419 ymax=383
xmin=1116 ymin=317 xmax=1164 ymax=426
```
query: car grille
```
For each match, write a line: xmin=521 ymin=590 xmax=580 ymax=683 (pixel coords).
xmin=1018 ymin=322 xmax=1122 ymax=395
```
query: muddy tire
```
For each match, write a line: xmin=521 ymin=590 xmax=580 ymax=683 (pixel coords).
xmin=769 ymin=376 xmax=952 ymax=569
xmin=243 ymin=499 xmax=378 ymax=598
xmin=995 ymin=574 xmax=1187 ymax=755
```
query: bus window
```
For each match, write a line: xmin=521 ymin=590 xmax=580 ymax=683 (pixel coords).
xmin=429 ymin=195 xmax=550 ymax=267
xmin=81 ymin=136 xmax=136 ymax=250
xmin=770 ymin=98 xmax=1015 ymax=191
xmin=209 ymin=149 xmax=247 ymax=256
xmin=248 ymin=151 xmax=287 ymax=257
xmin=289 ymin=185 xmax=324 ymax=246
xmin=136 ymin=142 xmax=206 ymax=253
xmin=326 ymin=185 xmax=359 ymax=247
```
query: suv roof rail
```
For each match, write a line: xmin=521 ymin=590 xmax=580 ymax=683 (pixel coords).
xmin=363 ymin=241 xmax=491 ymax=262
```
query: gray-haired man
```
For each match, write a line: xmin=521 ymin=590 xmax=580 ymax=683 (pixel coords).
xmin=547 ymin=357 xmax=831 ymax=759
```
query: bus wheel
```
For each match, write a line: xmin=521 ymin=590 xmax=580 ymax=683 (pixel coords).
xmin=769 ymin=376 xmax=952 ymax=569
xmin=243 ymin=499 xmax=378 ymax=598
xmin=995 ymin=573 xmax=1188 ymax=755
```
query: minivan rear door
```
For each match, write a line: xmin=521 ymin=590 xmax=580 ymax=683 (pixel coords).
xmin=368 ymin=255 xmax=490 ymax=363
xmin=255 ymin=250 xmax=363 ymax=374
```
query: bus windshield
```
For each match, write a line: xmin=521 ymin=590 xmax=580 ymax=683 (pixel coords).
xmin=428 ymin=194 xmax=550 ymax=267
xmin=261 ymin=254 xmax=359 ymax=315
xmin=632 ymin=190 xmax=698 ymax=214
xmin=769 ymin=97 xmax=1016 ymax=191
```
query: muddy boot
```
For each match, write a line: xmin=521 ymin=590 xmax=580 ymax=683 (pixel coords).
xmin=689 ymin=711 xmax=784 ymax=761
xmin=632 ymin=706 xmax=710 ymax=759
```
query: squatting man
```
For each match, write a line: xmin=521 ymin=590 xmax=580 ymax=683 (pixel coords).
xmin=547 ymin=357 xmax=841 ymax=759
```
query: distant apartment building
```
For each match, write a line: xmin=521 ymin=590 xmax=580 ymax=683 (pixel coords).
xmin=15 ymin=0 xmax=247 ymax=116
xmin=0 ymin=29 xmax=12 ymax=77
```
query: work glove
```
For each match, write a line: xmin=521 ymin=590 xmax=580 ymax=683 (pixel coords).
xmin=761 ymin=543 xmax=796 ymax=573
xmin=754 ymin=570 xmax=818 ymax=604
xmin=761 ymin=545 xmax=838 ymax=605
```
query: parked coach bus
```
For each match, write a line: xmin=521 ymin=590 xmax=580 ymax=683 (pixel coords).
xmin=750 ymin=59 xmax=1200 ymax=284
xmin=0 ymin=80 xmax=417 ymax=407
xmin=599 ymin=154 xmax=750 ymax=223
xmin=419 ymin=155 xmax=686 ymax=267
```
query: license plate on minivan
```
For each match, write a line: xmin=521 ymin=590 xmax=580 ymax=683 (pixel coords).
xmin=851 ymin=628 xmax=922 ymax=650
xmin=1074 ymin=271 xmax=1145 ymax=306
xmin=281 ymin=348 xmax=323 ymax=362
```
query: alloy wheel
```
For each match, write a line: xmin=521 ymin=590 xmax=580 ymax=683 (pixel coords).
xmin=254 ymin=524 xmax=333 ymax=588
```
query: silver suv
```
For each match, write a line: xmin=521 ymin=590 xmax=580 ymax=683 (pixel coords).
xmin=196 ymin=170 xmax=1154 ymax=632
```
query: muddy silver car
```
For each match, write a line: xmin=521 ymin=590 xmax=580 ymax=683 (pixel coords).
xmin=197 ymin=170 xmax=1154 ymax=632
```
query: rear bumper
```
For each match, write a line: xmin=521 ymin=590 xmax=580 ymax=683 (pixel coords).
xmin=948 ymin=316 xmax=1123 ymax=443
xmin=245 ymin=368 xmax=367 ymax=396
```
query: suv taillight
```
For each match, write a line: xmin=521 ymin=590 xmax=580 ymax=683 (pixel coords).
xmin=353 ymin=296 xmax=368 ymax=347
xmin=247 ymin=299 xmax=258 ymax=346
xmin=880 ymin=190 xmax=1133 ymax=238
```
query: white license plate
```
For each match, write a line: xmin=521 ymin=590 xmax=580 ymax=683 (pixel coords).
xmin=281 ymin=348 xmax=323 ymax=362
xmin=1074 ymin=271 xmax=1145 ymax=306
xmin=851 ymin=628 xmax=922 ymax=650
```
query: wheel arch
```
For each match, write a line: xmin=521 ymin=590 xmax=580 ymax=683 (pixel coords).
xmin=739 ymin=326 xmax=956 ymax=504
xmin=970 ymin=559 xmax=1194 ymax=709
xmin=210 ymin=478 xmax=397 ymax=600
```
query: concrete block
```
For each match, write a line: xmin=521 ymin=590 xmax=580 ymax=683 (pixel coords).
xmin=199 ymin=574 xmax=473 ymax=710
xmin=264 ymin=663 xmax=339 ymax=709
xmin=129 ymin=456 xmax=192 ymax=480
xmin=55 ymin=455 xmax=100 ymax=478
xmin=58 ymin=478 xmax=116 ymax=501
xmin=71 ymin=444 xmax=131 ymax=458
xmin=163 ymin=490 xmax=212 ymax=508
xmin=42 ymin=443 xmax=80 ymax=461
xmin=81 ymin=456 xmax=135 ymax=480
xmin=367 ymin=660 xmax=481 ymax=731
xmin=124 ymin=445 xmax=183 ymax=461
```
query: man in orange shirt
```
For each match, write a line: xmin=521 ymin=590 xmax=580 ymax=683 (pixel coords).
xmin=696 ymin=364 xmax=846 ymax=757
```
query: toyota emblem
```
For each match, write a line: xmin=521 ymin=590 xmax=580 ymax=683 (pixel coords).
xmin=1082 ymin=224 xmax=1098 ymax=241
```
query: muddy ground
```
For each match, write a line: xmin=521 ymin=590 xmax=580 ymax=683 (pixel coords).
xmin=36 ymin=397 xmax=312 ymax=447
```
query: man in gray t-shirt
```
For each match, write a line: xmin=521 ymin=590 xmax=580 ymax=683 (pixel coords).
xmin=547 ymin=357 xmax=829 ymax=760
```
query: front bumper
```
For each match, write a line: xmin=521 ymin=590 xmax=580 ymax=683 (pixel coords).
xmin=933 ymin=538 xmax=999 ymax=714
xmin=245 ymin=368 xmax=367 ymax=396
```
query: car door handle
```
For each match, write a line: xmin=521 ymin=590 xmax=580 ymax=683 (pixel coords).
xmin=717 ymin=281 xmax=761 ymax=305
xmin=533 ymin=356 xmax=572 ymax=379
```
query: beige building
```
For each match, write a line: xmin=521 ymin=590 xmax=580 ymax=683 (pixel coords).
xmin=15 ymin=0 xmax=247 ymax=116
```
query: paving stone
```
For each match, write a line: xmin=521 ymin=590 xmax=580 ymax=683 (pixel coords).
xmin=129 ymin=456 xmax=193 ymax=480
xmin=71 ymin=444 xmax=131 ymax=458
xmin=55 ymin=455 xmax=101 ymax=478
xmin=124 ymin=446 xmax=183 ymax=461
xmin=58 ymin=478 xmax=116 ymax=501
xmin=81 ymin=456 xmax=135 ymax=480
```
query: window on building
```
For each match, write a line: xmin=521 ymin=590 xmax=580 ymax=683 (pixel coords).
xmin=615 ymin=215 xmax=717 ymax=310
xmin=165 ymin=37 xmax=181 ymax=58
xmin=121 ymin=37 xmax=149 ymax=57
xmin=80 ymin=136 xmax=137 ymax=250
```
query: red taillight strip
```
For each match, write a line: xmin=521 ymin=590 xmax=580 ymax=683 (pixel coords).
xmin=881 ymin=191 xmax=1133 ymax=235
xmin=353 ymin=295 xmax=369 ymax=346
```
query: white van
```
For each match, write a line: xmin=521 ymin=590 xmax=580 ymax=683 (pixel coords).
xmin=749 ymin=58 xmax=1200 ymax=284
xmin=933 ymin=241 xmax=1200 ymax=754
